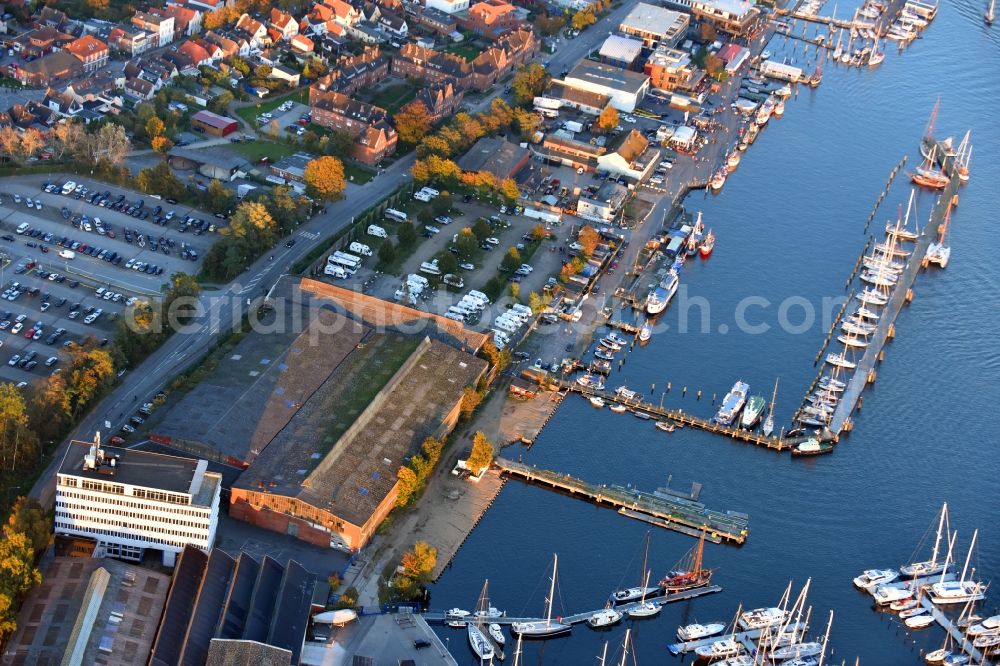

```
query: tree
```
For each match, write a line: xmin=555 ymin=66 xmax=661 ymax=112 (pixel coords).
xmin=7 ymin=498 xmax=49 ymax=554
xmin=204 ymin=179 xmax=236 ymax=214
xmin=145 ymin=116 xmax=165 ymax=138
xmin=500 ymin=247 xmax=522 ymax=273
xmin=400 ymin=541 xmax=437 ymax=585
xmin=0 ymin=528 xmax=41 ymax=644
xmin=460 ymin=385 xmax=483 ymax=420
xmin=136 ymin=162 xmax=185 ymax=200
xmin=377 ymin=240 xmax=397 ymax=267
xmin=65 ymin=347 xmax=116 ymax=418
xmin=303 ymin=156 xmax=346 ymax=199
xmin=471 ymin=219 xmax=491 ymax=242
xmin=466 ymin=431 xmax=494 ymax=475
xmin=499 ymin=178 xmax=520 ymax=202
xmin=530 ymin=223 xmax=547 ymax=241
xmin=19 ymin=129 xmax=44 ymax=159
xmin=394 ymin=100 xmax=434 ymax=144
xmin=596 ymin=105 xmax=619 ymax=133
xmin=90 ymin=123 xmax=130 ymax=165
xmin=395 ymin=466 xmax=418 ymax=507
xmin=397 ymin=221 xmax=417 ymax=247
xmin=571 ymin=7 xmax=597 ymax=30
xmin=456 ymin=228 xmax=478 ymax=257
xmin=699 ymin=22 xmax=718 ymax=43
xmin=432 ymin=192 xmax=452 ymax=216
xmin=166 ymin=273 xmax=201 ymax=327
xmin=209 ymin=90 xmax=234 ymax=115
xmin=437 ymin=252 xmax=457 ymax=276
xmin=0 ymin=383 xmax=39 ymax=473
xmin=528 ymin=290 xmax=550 ymax=314
xmin=512 ymin=107 xmax=541 ymax=139
xmin=27 ymin=373 xmax=71 ymax=442
xmin=151 ymin=136 xmax=173 ymax=153
xmin=579 ymin=225 xmax=600 ymax=255
xmin=535 ymin=13 xmax=566 ymax=36
xmin=704 ymin=52 xmax=725 ymax=79
xmin=511 ymin=63 xmax=550 ymax=106
xmin=510 ymin=282 xmax=521 ymax=300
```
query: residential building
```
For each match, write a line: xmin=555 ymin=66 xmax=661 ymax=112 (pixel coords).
xmin=618 ymin=2 xmax=689 ymax=47
xmin=54 ymin=436 xmax=222 ymax=567
xmin=290 ymin=33 xmax=315 ymax=53
xmin=270 ymin=152 xmax=312 ymax=183
xmin=598 ymin=34 xmax=644 ymax=69
xmin=678 ymin=0 xmax=760 ymax=35
xmin=414 ymin=80 xmax=463 ymax=121
xmin=132 ymin=10 xmax=175 ymax=47
xmin=313 ymin=47 xmax=389 ymax=95
xmin=270 ymin=8 xmax=299 ymax=40
xmin=43 ymin=87 xmax=82 ymax=116
xmin=327 ymin=0 xmax=361 ymax=26
xmin=596 ymin=129 xmax=660 ymax=180
xmin=456 ymin=136 xmax=530 ymax=179
xmin=38 ymin=6 xmax=69 ymax=29
xmin=269 ymin=64 xmax=300 ymax=85
xmin=148 ymin=546 xmax=316 ymax=666
xmin=125 ymin=76 xmax=156 ymax=100
xmin=644 ymin=44 xmax=699 ymax=92
xmin=203 ymin=30 xmax=242 ymax=58
xmin=108 ymin=26 xmax=153 ymax=56
xmin=460 ymin=0 xmax=520 ymax=38
xmin=376 ymin=10 xmax=408 ymax=39
xmin=236 ymin=13 xmax=268 ymax=47
xmin=64 ymin=35 xmax=109 ymax=74
xmin=150 ymin=5 xmax=203 ymax=39
xmin=426 ymin=0 xmax=470 ymax=13
xmin=308 ymin=88 xmax=397 ymax=164
xmin=163 ymin=39 xmax=213 ymax=73
xmin=15 ymin=51 xmax=83 ymax=86
xmin=562 ymin=60 xmax=650 ymax=112
xmin=190 ymin=109 xmax=239 ymax=136
xmin=577 ymin=181 xmax=629 ymax=221
xmin=406 ymin=5 xmax=458 ymax=34
xmin=230 ymin=338 xmax=487 ymax=551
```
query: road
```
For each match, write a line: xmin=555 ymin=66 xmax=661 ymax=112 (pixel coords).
xmin=28 ymin=152 xmax=416 ymax=507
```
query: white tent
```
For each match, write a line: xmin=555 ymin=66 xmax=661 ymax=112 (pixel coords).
xmin=669 ymin=125 xmax=698 ymax=149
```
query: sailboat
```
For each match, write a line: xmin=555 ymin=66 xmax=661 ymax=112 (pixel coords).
xmin=825 ymin=352 xmax=856 ymax=370
xmin=926 ymin=201 xmax=952 ymax=268
xmin=986 ymin=0 xmax=995 ymax=25
xmin=511 ymin=555 xmax=572 ymax=638
xmin=833 ymin=28 xmax=844 ymax=60
xmin=610 ymin=533 xmax=659 ymax=604
xmin=954 ymin=130 xmax=972 ymax=182
xmin=468 ymin=581 xmax=497 ymax=661
xmin=868 ymin=34 xmax=884 ymax=66
xmin=912 ymin=144 xmax=950 ymax=189
xmin=929 ymin=530 xmax=986 ymax=604
xmin=659 ymin=531 xmax=712 ymax=592
xmin=626 ymin=570 xmax=662 ymax=618
xmin=900 ymin=503 xmax=950 ymax=578
xmin=926 ymin=597 xmax=977 ymax=664
xmin=762 ymin=378 xmax=779 ymax=437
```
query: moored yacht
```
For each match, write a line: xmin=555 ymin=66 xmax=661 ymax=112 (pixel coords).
xmin=587 ymin=606 xmax=623 ymax=628
xmin=854 ymin=568 xmax=898 ymax=590
xmin=645 ymin=271 xmax=679 ymax=315
xmin=740 ymin=395 xmax=766 ymax=428
xmin=900 ymin=503 xmax=950 ymax=579
xmin=677 ymin=622 xmax=727 ymax=641
xmin=825 ymin=352 xmax=857 ymax=370
xmin=714 ymin=381 xmax=750 ymax=425
xmin=770 ymin=642 xmax=824 ymax=660
xmin=695 ymin=637 xmax=744 ymax=659
xmin=589 ymin=396 xmax=605 ymax=408
xmin=511 ymin=555 xmax=572 ymax=639
xmin=738 ymin=607 xmax=789 ymax=630
xmin=872 ymin=585 xmax=913 ymax=606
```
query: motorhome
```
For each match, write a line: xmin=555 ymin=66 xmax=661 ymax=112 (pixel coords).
xmin=349 ymin=242 xmax=373 ymax=257
xmin=384 ymin=209 xmax=407 ymax=223
xmin=367 ymin=225 xmax=388 ymax=238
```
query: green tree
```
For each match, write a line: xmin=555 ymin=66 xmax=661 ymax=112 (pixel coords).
xmin=377 ymin=240 xmax=397 ymax=267
xmin=432 ymin=192 xmax=453 ymax=216
xmin=472 ymin=219 xmax=491 ymax=242
xmin=535 ymin=13 xmax=566 ymax=36
xmin=500 ymin=247 xmax=522 ymax=273
xmin=209 ymin=90 xmax=234 ymax=115
xmin=7 ymin=497 xmax=49 ymax=554
xmin=303 ymin=156 xmax=346 ymax=199
xmin=528 ymin=291 xmax=551 ymax=314
xmin=204 ymin=179 xmax=235 ymax=214
xmin=511 ymin=63 xmax=550 ymax=106
xmin=0 ymin=528 xmax=42 ymax=644
xmin=417 ymin=207 xmax=436 ymax=227
xmin=397 ymin=221 xmax=417 ymax=248
xmin=0 ymin=383 xmax=40 ymax=472
xmin=456 ymin=228 xmax=479 ymax=257
xmin=466 ymin=431 xmax=494 ymax=475
xmin=437 ymin=252 xmax=458 ymax=276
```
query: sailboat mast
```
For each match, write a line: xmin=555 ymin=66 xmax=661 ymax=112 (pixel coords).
xmin=513 ymin=633 xmax=523 ymax=666
xmin=639 ymin=569 xmax=651 ymax=604
xmin=546 ymin=554 xmax=558 ymax=626
xmin=939 ymin=531 xmax=957 ymax=584
xmin=960 ymin=529 xmax=978 ymax=583
xmin=598 ymin=641 xmax=607 ymax=666
xmin=617 ymin=628 xmax=631 ymax=666
xmin=640 ymin=532 xmax=650 ymax=588
xmin=769 ymin=378 xmax=779 ymax=414
xmin=817 ymin=610 xmax=834 ymax=666
xmin=693 ymin=530 xmax=705 ymax=573
xmin=930 ymin=502 xmax=947 ymax=567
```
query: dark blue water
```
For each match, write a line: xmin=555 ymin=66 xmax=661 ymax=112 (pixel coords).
xmin=433 ymin=3 xmax=1000 ymax=663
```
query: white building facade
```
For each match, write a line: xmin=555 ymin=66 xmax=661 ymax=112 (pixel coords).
xmin=426 ymin=0 xmax=470 ymax=14
xmin=54 ymin=437 xmax=221 ymax=567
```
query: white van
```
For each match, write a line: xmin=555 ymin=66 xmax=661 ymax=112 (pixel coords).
xmin=420 ymin=187 xmax=440 ymax=197
xmin=61 ymin=181 xmax=77 ymax=195
xmin=468 ymin=290 xmax=490 ymax=303
xmin=16 ymin=223 xmax=29 ymax=235
xmin=349 ymin=242 xmax=373 ymax=257
xmin=384 ymin=208 xmax=407 ymax=223
xmin=491 ymin=330 xmax=510 ymax=344
xmin=413 ymin=191 xmax=432 ymax=203
xmin=58 ymin=249 xmax=76 ymax=260
xmin=407 ymin=274 xmax=429 ymax=288
xmin=511 ymin=304 xmax=532 ymax=315
xmin=367 ymin=225 xmax=388 ymax=238
xmin=494 ymin=319 xmax=520 ymax=334
xmin=324 ymin=264 xmax=347 ymax=279
xmin=445 ymin=311 xmax=466 ymax=322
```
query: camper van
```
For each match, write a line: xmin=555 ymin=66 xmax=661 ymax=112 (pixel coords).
xmin=468 ymin=290 xmax=490 ymax=304
xmin=349 ymin=242 xmax=373 ymax=257
xmin=419 ymin=260 xmax=442 ymax=276
xmin=384 ymin=209 xmax=407 ymax=223
xmin=16 ymin=223 xmax=29 ymax=235
xmin=324 ymin=264 xmax=348 ymax=279
xmin=367 ymin=225 xmax=388 ymax=238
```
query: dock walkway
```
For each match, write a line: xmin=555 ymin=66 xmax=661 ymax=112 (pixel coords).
xmin=828 ymin=149 xmax=960 ymax=434
xmin=668 ymin=621 xmax=808 ymax=655
xmin=494 ymin=457 xmax=749 ymax=544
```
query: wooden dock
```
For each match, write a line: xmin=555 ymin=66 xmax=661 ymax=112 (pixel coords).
xmin=606 ymin=319 xmax=641 ymax=335
xmin=494 ymin=457 xmax=749 ymax=545
xmin=425 ymin=585 xmax=722 ymax=626
xmin=828 ymin=149 xmax=960 ymax=434
xmin=563 ymin=382 xmax=798 ymax=452
xmin=668 ymin=622 xmax=808 ymax=655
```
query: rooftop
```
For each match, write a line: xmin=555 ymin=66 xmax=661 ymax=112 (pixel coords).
xmin=565 ymin=60 xmax=650 ymax=95
xmin=619 ymin=2 xmax=688 ymax=37
xmin=3 ymin=557 xmax=170 ymax=666
xmin=272 ymin=152 xmax=314 ymax=177
xmin=455 ymin=136 xmax=529 ymax=179
xmin=598 ymin=34 xmax=643 ymax=63
xmin=168 ymin=146 xmax=248 ymax=171
xmin=694 ymin=0 xmax=757 ymax=17
xmin=648 ymin=44 xmax=692 ymax=68
xmin=191 ymin=108 xmax=239 ymax=129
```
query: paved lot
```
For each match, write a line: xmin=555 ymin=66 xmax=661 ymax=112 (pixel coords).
xmin=0 ymin=176 xmax=216 ymax=295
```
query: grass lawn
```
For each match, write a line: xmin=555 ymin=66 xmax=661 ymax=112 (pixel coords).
xmin=367 ymin=83 xmax=418 ymax=114
xmin=235 ymin=88 xmax=309 ymax=125
xmin=343 ymin=162 xmax=375 ymax=185
xmin=444 ymin=43 xmax=483 ymax=61
xmin=229 ymin=140 xmax=298 ymax=163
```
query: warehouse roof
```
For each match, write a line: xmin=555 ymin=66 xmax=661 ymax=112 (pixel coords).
xmin=598 ymin=35 xmax=643 ymax=63
xmin=191 ymin=109 xmax=239 ymax=129
xmin=566 ymin=61 xmax=649 ymax=95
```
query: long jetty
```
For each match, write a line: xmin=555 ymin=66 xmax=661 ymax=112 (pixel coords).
xmin=668 ymin=621 xmax=808 ymax=655
xmin=562 ymin=381 xmax=799 ymax=451
xmin=827 ymin=144 xmax=960 ymax=434
xmin=494 ymin=457 xmax=749 ymax=545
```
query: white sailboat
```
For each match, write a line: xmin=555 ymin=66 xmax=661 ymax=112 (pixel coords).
xmin=511 ymin=555 xmax=572 ymax=638
xmin=926 ymin=202 xmax=952 ymax=268
xmin=868 ymin=34 xmax=884 ymax=66
xmin=610 ymin=533 xmax=659 ymax=604
xmin=955 ymin=130 xmax=972 ymax=182
xmin=626 ymin=570 xmax=662 ymax=618
xmin=468 ymin=581 xmax=497 ymax=662
xmin=762 ymin=378 xmax=779 ymax=437
xmin=986 ymin=0 xmax=995 ymax=25
xmin=929 ymin=530 xmax=986 ymax=604
xmin=900 ymin=502 xmax=950 ymax=578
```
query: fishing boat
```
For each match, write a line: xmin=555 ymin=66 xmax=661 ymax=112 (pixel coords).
xmin=599 ymin=338 xmax=622 ymax=351
xmin=609 ymin=404 xmax=627 ymax=414
xmin=638 ymin=320 xmax=652 ymax=342
xmin=589 ymin=396 xmax=605 ymax=408
xmin=929 ymin=530 xmax=986 ymax=605
xmin=774 ymin=99 xmax=785 ymax=116
xmin=905 ymin=614 xmax=936 ymax=629
xmin=656 ymin=420 xmax=676 ymax=433
xmin=626 ymin=570 xmax=662 ymax=618
xmin=791 ymin=438 xmax=835 ymax=456
xmin=714 ymin=380 xmax=749 ymax=425
xmin=659 ymin=531 xmax=712 ymax=592
xmin=645 ymin=270 xmax=679 ymax=315
xmin=854 ymin=569 xmax=898 ymax=590
xmin=699 ymin=230 xmax=715 ymax=258
xmin=488 ymin=623 xmax=505 ymax=646
xmin=510 ymin=555 xmax=572 ymax=638
xmin=926 ymin=203 xmax=952 ymax=268
xmin=762 ymin=378 xmax=779 ymax=437
xmin=900 ymin=503 xmax=950 ymax=579
xmin=986 ymin=0 xmax=995 ymax=23
xmin=727 ymin=151 xmax=741 ymax=169
xmin=677 ymin=622 xmax=727 ymax=641
xmin=740 ymin=395 xmax=766 ymax=429
xmin=825 ymin=353 xmax=856 ymax=370
xmin=587 ymin=606 xmax=623 ymax=628
xmin=710 ymin=169 xmax=728 ymax=191
xmin=468 ymin=581 xmax=497 ymax=661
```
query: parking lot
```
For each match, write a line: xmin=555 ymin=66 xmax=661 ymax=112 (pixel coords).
xmin=0 ymin=176 xmax=218 ymax=295
xmin=252 ymin=99 xmax=310 ymax=138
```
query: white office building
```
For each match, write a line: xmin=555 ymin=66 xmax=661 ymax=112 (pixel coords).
xmin=55 ymin=435 xmax=221 ymax=567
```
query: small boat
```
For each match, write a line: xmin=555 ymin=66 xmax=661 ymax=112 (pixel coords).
xmin=905 ymin=614 xmax=936 ymax=629
xmin=576 ymin=374 xmax=605 ymax=390
xmin=968 ymin=615 xmax=1000 ymax=636
xmin=638 ymin=320 xmax=652 ymax=342
xmin=762 ymin=378 xmax=778 ymax=437
xmin=872 ymin=585 xmax=912 ymax=606
xmin=599 ymin=338 xmax=622 ymax=351
xmin=655 ymin=421 xmax=675 ymax=433
xmin=738 ymin=607 xmax=789 ymax=630
xmin=841 ymin=318 xmax=875 ymax=335
xmin=791 ymin=438 xmax=835 ymax=456
xmin=488 ymin=623 xmax=505 ymax=646
xmin=987 ymin=0 xmax=995 ymax=24
xmin=510 ymin=555 xmax=572 ymax=639
xmin=740 ymin=395 xmax=766 ymax=428
xmin=714 ymin=380 xmax=749 ymax=425
xmin=854 ymin=569 xmax=898 ymax=590
xmin=727 ymin=151 xmax=741 ymax=169
xmin=818 ymin=376 xmax=846 ymax=390
xmin=590 ymin=360 xmax=611 ymax=375
xmin=587 ymin=606 xmax=623 ymax=628
xmin=837 ymin=334 xmax=869 ymax=349
xmin=695 ymin=637 xmax=744 ymax=659
xmin=468 ymin=623 xmax=495 ymax=660
xmin=912 ymin=169 xmax=950 ymax=189
xmin=773 ymin=99 xmax=785 ymax=117
xmin=929 ymin=530 xmax=986 ymax=605
xmin=699 ymin=230 xmax=715 ymax=258
xmin=943 ymin=656 xmax=971 ymax=666
xmin=886 ymin=224 xmax=918 ymax=242
xmin=825 ymin=353 xmax=857 ymax=369
xmin=615 ymin=386 xmax=639 ymax=401
xmin=609 ymin=404 xmax=627 ymax=414
xmin=890 ymin=599 xmax=918 ymax=612
xmin=926 ymin=202 xmax=953 ymax=268
xmin=589 ymin=396 xmax=605 ymax=408
xmin=446 ymin=608 xmax=471 ymax=619
xmin=626 ymin=570 xmax=661 ymax=618
xmin=973 ymin=634 xmax=1000 ymax=648
xmin=677 ymin=622 xmax=727 ymax=641
xmin=710 ymin=169 xmax=728 ymax=191
xmin=855 ymin=307 xmax=881 ymax=321
xmin=900 ymin=606 xmax=929 ymax=620
xmin=857 ymin=289 xmax=889 ymax=306
xmin=594 ymin=350 xmax=616 ymax=361
xmin=900 ymin=503 xmax=950 ymax=579
xmin=860 ymin=270 xmax=898 ymax=287
xmin=633 ymin=411 xmax=651 ymax=420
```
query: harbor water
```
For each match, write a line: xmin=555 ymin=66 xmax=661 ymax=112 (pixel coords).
xmin=432 ymin=2 xmax=1000 ymax=663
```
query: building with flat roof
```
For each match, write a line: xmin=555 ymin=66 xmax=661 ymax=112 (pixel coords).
xmin=231 ymin=337 xmax=487 ymax=551
xmin=167 ymin=146 xmax=248 ymax=181
xmin=678 ymin=0 xmax=760 ymax=35
xmin=191 ymin=109 xmax=239 ymax=136
xmin=456 ymin=136 xmax=530 ymax=180
xmin=618 ymin=2 xmax=689 ymax=47
xmin=577 ymin=181 xmax=629 ymax=222
xmin=270 ymin=152 xmax=313 ymax=183
xmin=545 ymin=81 xmax=611 ymax=115
xmin=149 ymin=545 xmax=315 ymax=666
xmin=645 ymin=44 xmax=700 ymax=92
xmin=55 ymin=436 xmax=221 ymax=566
xmin=562 ymin=61 xmax=650 ymax=112
xmin=598 ymin=34 xmax=644 ymax=68
xmin=1 ymin=557 xmax=170 ymax=665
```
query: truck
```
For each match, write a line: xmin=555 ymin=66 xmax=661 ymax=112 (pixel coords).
xmin=349 ymin=242 xmax=373 ymax=257
xmin=563 ymin=120 xmax=584 ymax=133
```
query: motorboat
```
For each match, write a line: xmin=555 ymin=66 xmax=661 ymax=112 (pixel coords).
xmin=774 ymin=99 xmax=785 ymax=117
xmin=587 ymin=607 xmax=623 ymax=628
xmin=638 ymin=320 xmax=652 ymax=342
xmin=791 ymin=438 xmax=835 ymax=456
xmin=634 ymin=411 xmax=651 ymax=420
xmin=610 ymin=585 xmax=659 ymax=605
xmin=825 ymin=353 xmax=857 ymax=369
xmin=473 ymin=606 xmax=504 ymax=620
xmin=890 ymin=599 xmax=918 ymax=612
xmin=854 ymin=569 xmax=898 ymax=590
xmin=905 ymin=614 xmax=936 ymax=629
xmin=872 ymin=585 xmax=913 ymax=606
xmin=576 ymin=374 xmax=605 ymax=390
xmin=900 ymin=606 xmax=929 ymax=620
xmin=594 ymin=349 xmax=616 ymax=361
xmin=929 ymin=580 xmax=986 ymax=605
xmin=446 ymin=608 xmax=470 ymax=619
xmin=677 ymin=622 xmax=727 ymax=641
xmin=468 ymin=623 xmax=495 ymax=660
xmin=740 ymin=395 xmax=766 ymax=428
xmin=599 ymin=338 xmax=622 ymax=351
xmin=738 ymin=607 xmax=789 ymax=630
xmin=695 ymin=637 xmax=744 ymax=659
xmin=615 ymin=386 xmax=639 ymax=401
xmin=968 ymin=615 xmax=1000 ymax=636
xmin=488 ymin=623 xmax=505 ymax=646
xmin=655 ymin=421 xmax=676 ymax=433
xmin=589 ymin=396 xmax=605 ymax=408
xmin=699 ymin=230 xmax=716 ymax=258
xmin=609 ymin=404 xmax=628 ymax=414
xmin=714 ymin=380 xmax=750 ymax=425
xmin=972 ymin=634 xmax=1000 ymax=649
xmin=646 ymin=271 xmax=679 ymax=315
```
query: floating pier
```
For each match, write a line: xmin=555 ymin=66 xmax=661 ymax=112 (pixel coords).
xmin=668 ymin=621 xmax=808 ymax=655
xmin=494 ymin=457 xmax=749 ymax=545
